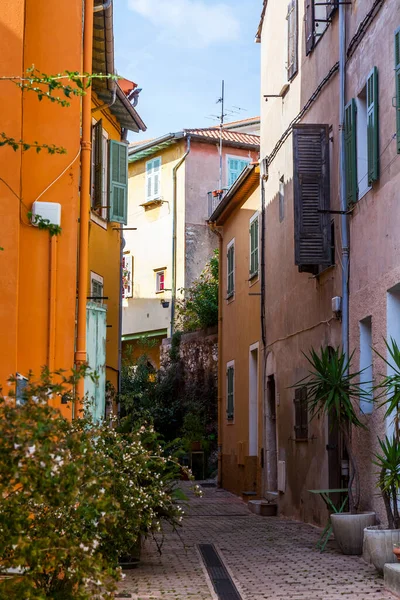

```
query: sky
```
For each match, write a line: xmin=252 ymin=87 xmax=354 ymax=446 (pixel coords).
xmin=113 ymin=0 xmax=261 ymax=141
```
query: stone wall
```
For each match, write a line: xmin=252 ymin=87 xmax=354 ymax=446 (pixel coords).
xmin=160 ymin=326 xmax=218 ymax=377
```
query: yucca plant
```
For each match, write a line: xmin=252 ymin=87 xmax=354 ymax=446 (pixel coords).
xmin=372 ymin=338 xmax=400 ymax=528
xmin=293 ymin=347 xmax=371 ymax=512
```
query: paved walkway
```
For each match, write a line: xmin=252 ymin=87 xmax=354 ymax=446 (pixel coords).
xmin=117 ymin=484 xmax=394 ymax=600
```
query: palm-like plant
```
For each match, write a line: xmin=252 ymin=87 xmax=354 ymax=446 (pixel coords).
xmin=372 ymin=338 xmax=400 ymax=528
xmin=293 ymin=347 xmax=371 ymax=512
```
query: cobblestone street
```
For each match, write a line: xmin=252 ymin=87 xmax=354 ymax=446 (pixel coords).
xmin=117 ymin=485 xmax=394 ymax=600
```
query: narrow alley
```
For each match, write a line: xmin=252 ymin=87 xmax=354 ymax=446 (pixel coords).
xmin=118 ymin=484 xmax=391 ymax=600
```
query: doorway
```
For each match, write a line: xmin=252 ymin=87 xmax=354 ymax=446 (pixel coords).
xmin=265 ymin=374 xmax=278 ymax=493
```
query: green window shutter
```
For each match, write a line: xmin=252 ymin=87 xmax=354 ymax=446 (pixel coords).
xmin=367 ymin=67 xmax=379 ymax=185
xmin=227 ymin=366 xmax=234 ymax=420
xmin=146 ymin=160 xmax=153 ymax=199
xmin=344 ymin=99 xmax=358 ymax=206
xmin=395 ymin=28 xmax=400 ymax=154
xmin=250 ymin=217 xmax=259 ymax=277
xmin=228 ymin=157 xmax=250 ymax=186
xmin=109 ymin=140 xmax=128 ymax=225
xmin=92 ymin=119 xmax=103 ymax=210
xmin=227 ymin=245 xmax=234 ymax=297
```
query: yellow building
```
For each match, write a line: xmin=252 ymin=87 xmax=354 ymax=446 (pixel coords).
xmin=209 ymin=164 xmax=263 ymax=497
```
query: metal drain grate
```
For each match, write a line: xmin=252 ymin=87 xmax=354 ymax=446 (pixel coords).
xmin=198 ymin=544 xmax=242 ymax=600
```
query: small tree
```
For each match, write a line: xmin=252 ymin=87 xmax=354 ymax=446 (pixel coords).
xmin=293 ymin=347 xmax=371 ymax=512
xmin=175 ymin=250 xmax=219 ymax=332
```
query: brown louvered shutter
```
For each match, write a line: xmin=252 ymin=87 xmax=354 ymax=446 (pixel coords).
xmin=294 ymin=387 xmax=308 ymax=440
xmin=293 ymin=124 xmax=331 ymax=271
xmin=287 ymin=0 xmax=298 ymax=80
xmin=304 ymin=0 xmax=314 ymax=56
xmin=92 ymin=119 xmax=103 ymax=209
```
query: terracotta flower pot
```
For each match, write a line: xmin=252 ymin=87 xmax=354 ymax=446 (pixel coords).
xmin=393 ymin=544 xmax=400 ymax=562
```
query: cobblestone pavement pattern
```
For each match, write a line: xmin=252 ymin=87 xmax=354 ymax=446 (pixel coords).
xmin=118 ymin=484 xmax=394 ymax=600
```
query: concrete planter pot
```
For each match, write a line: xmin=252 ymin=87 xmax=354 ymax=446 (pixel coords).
xmin=331 ymin=512 xmax=376 ymax=555
xmin=363 ymin=526 xmax=400 ymax=573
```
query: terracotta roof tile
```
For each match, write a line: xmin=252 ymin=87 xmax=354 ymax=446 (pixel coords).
xmin=184 ymin=127 xmax=260 ymax=146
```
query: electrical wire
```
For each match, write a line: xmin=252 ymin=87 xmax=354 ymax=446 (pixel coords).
xmin=34 ymin=148 xmax=81 ymax=204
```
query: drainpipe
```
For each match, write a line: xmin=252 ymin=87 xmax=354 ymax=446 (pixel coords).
xmin=213 ymin=225 xmax=223 ymax=487
xmin=48 ymin=236 xmax=58 ymax=372
xmin=117 ymin=235 xmax=126 ymax=419
xmin=75 ymin=0 xmax=95 ymax=403
xmin=339 ymin=2 xmax=349 ymax=362
xmin=93 ymin=0 xmax=112 ymax=12
xmin=171 ymin=136 xmax=191 ymax=336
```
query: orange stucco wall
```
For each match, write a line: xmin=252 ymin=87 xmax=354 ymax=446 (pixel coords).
xmin=219 ymin=184 xmax=263 ymax=497
xmin=0 ymin=1 xmax=83 ymax=416
xmin=0 ymin=2 xmax=123 ymax=415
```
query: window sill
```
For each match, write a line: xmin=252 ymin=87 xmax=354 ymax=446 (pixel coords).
xmin=249 ymin=272 xmax=259 ymax=285
xmin=141 ymin=198 xmax=163 ymax=210
xmin=155 ymin=290 xmax=165 ymax=295
xmin=226 ymin=292 xmax=235 ymax=302
xmin=91 ymin=210 xmax=108 ymax=230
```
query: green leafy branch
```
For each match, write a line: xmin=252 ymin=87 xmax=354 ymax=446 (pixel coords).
xmin=28 ymin=212 xmax=62 ymax=237
xmin=1 ymin=66 xmax=120 ymax=108
xmin=0 ymin=132 xmax=67 ymax=154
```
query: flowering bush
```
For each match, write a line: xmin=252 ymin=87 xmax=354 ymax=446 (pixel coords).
xmin=0 ymin=368 xmax=193 ymax=599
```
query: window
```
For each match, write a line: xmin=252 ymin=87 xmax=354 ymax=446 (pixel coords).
xmin=16 ymin=373 xmax=28 ymax=406
xmin=227 ymin=240 xmax=235 ymax=298
xmin=279 ymin=176 xmax=285 ymax=222
xmin=305 ymin=0 xmax=336 ymax=55
xmin=91 ymin=119 xmax=106 ymax=215
xmin=146 ymin=157 xmax=161 ymax=201
xmin=227 ymin=156 xmax=250 ymax=187
xmin=287 ymin=0 xmax=298 ymax=80
xmin=227 ymin=362 xmax=235 ymax=421
xmin=359 ymin=317 xmax=373 ymax=415
xmin=155 ymin=270 xmax=165 ymax=293
xmin=122 ymin=254 xmax=133 ymax=299
xmin=395 ymin=28 xmax=400 ymax=154
xmin=91 ymin=272 xmax=104 ymax=304
xmin=294 ymin=386 xmax=308 ymax=440
xmin=249 ymin=213 xmax=259 ymax=279
xmin=345 ymin=67 xmax=379 ymax=205
xmin=293 ymin=124 xmax=331 ymax=273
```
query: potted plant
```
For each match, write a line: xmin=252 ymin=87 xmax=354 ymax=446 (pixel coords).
xmin=363 ymin=339 xmax=400 ymax=572
xmin=294 ymin=347 xmax=375 ymax=555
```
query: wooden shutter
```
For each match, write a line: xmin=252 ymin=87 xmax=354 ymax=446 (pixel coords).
xmin=395 ymin=28 xmax=400 ymax=154
xmin=227 ymin=366 xmax=234 ymax=420
xmin=294 ymin=387 xmax=308 ymax=440
xmin=367 ymin=67 xmax=379 ymax=185
xmin=293 ymin=124 xmax=331 ymax=271
xmin=250 ymin=217 xmax=259 ymax=277
xmin=287 ymin=0 xmax=298 ymax=80
xmin=227 ymin=244 xmax=234 ymax=296
xmin=326 ymin=0 xmax=337 ymax=19
xmin=344 ymin=99 xmax=358 ymax=205
xmin=153 ymin=157 xmax=161 ymax=198
xmin=93 ymin=119 xmax=103 ymax=209
xmin=109 ymin=140 xmax=128 ymax=224
xmin=304 ymin=0 xmax=315 ymax=56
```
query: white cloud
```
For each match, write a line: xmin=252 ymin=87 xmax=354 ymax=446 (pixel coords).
xmin=128 ymin=0 xmax=240 ymax=48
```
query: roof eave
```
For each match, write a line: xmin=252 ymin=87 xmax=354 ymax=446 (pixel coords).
xmin=255 ymin=0 xmax=268 ymax=43
xmin=128 ymin=132 xmax=185 ymax=161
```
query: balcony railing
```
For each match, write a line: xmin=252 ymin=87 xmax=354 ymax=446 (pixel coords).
xmin=207 ymin=188 xmax=229 ymax=219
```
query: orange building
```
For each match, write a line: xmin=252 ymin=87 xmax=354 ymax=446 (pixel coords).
xmin=0 ymin=0 xmax=145 ymax=417
xmin=209 ymin=164 xmax=263 ymax=497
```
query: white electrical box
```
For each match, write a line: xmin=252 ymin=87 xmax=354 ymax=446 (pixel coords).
xmin=31 ymin=201 xmax=62 ymax=227
xmin=332 ymin=296 xmax=342 ymax=313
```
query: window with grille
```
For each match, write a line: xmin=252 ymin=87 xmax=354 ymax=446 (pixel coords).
xmin=91 ymin=273 xmax=104 ymax=304
xmin=227 ymin=240 xmax=235 ymax=298
xmin=146 ymin=157 xmax=162 ymax=201
xmin=294 ymin=387 xmax=308 ymax=440
xmin=287 ymin=0 xmax=298 ymax=80
xmin=249 ymin=214 xmax=259 ymax=279
xmin=227 ymin=363 xmax=234 ymax=421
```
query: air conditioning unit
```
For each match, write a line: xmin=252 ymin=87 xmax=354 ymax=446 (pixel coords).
xmin=31 ymin=201 xmax=62 ymax=227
